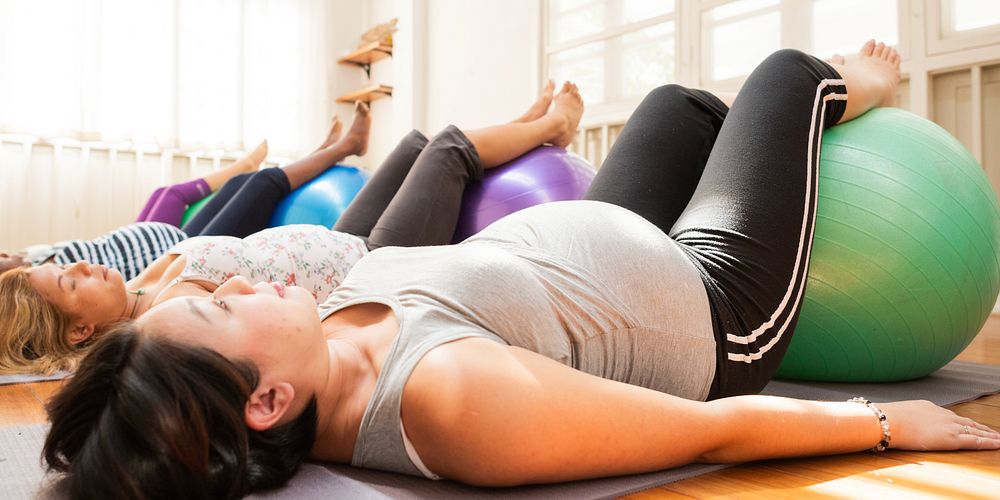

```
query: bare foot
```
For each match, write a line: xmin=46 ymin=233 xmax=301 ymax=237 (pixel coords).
xmin=315 ymin=116 xmax=343 ymax=152
xmin=514 ymin=80 xmax=555 ymax=123
xmin=239 ymin=140 xmax=269 ymax=173
xmin=338 ymin=101 xmax=371 ymax=157
xmin=827 ymin=53 xmax=845 ymax=65
xmin=827 ymin=39 xmax=901 ymax=122
xmin=548 ymin=81 xmax=584 ymax=148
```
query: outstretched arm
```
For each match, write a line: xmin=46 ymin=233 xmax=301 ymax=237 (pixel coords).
xmin=403 ymin=338 xmax=1000 ymax=486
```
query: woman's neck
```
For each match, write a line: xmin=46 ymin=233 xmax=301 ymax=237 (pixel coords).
xmin=311 ymin=303 xmax=399 ymax=462
xmin=310 ymin=335 xmax=381 ymax=462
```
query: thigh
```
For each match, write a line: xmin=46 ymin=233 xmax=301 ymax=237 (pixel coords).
xmin=136 ymin=187 xmax=167 ymax=222
xmin=181 ymin=173 xmax=252 ymax=235
xmin=585 ymin=84 xmax=728 ymax=235
xmin=188 ymin=169 xmax=291 ymax=238
xmin=670 ymin=49 xmax=847 ymax=397
xmin=333 ymin=130 xmax=428 ymax=239
xmin=366 ymin=125 xmax=484 ymax=248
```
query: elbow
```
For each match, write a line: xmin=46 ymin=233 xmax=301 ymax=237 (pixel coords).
xmin=691 ymin=399 xmax=740 ymax=464
xmin=443 ymin=467 xmax=533 ymax=487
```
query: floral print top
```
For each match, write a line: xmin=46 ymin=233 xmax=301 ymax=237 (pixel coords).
xmin=168 ymin=225 xmax=368 ymax=302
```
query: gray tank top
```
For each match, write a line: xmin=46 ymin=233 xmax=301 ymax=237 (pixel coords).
xmin=318 ymin=200 xmax=717 ymax=477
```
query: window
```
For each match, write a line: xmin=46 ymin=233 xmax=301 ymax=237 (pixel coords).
xmin=811 ymin=0 xmax=898 ymax=58
xmin=701 ymin=0 xmax=898 ymax=85
xmin=944 ymin=0 xmax=1000 ymax=34
xmin=702 ymin=0 xmax=781 ymax=82
xmin=546 ymin=0 xmax=677 ymax=106
xmin=0 ymin=0 xmax=333 ymax=157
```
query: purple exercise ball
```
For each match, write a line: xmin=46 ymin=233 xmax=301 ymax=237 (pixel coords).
xmin=451 ymin=145 xmax=596 ymax=242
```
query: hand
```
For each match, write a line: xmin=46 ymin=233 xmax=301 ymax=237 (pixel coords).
xmin=879 ymin=400 xmax=1000 ymax=451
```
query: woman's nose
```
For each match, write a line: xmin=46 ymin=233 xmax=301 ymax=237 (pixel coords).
xmin=216 ymin=275 xmax=255 ymax=296
xmin=68 ymin=261 xmax=91 ymax=276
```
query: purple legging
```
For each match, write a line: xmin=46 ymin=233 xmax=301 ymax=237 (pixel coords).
xmin=136 ymin=178 xmax=212 ymax=227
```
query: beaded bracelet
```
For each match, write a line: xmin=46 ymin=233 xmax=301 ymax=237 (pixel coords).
xmin=849 ymin=397 xmax=891 ymax=452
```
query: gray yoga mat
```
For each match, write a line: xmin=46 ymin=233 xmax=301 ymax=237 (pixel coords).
xmin=3 ymin=361 xmax=999 ymax=500
xmin=0 ymin=372 xmax=69 ymax=386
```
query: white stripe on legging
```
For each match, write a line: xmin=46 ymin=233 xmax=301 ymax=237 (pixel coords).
xmin=727 ymin=80 xmax=847 ymax=362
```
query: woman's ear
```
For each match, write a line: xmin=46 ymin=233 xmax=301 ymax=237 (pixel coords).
xmin=245 ymin=382 xmax=296 ymax=431
xmin=68 ymin=324 xmax=96 ymax=345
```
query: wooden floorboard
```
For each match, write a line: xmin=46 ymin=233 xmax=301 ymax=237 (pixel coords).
xmin=627 ymin=313 xmax=1000 ymax=499
xmin=2 ymin=318 xmax=999 ymax=499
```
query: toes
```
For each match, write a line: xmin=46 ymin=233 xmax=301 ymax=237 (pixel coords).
xmin=543 ymin=79 xmax=555 ymax=95
xmin=873 ymin=42 xmax=886 ymax=58
xmin=860 ymin=39 xmax=876 ymax=56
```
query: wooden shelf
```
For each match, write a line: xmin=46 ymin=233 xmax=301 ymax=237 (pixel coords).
xmin=337 ymin=41 xmax=393 ymax=67
xmin=336 ymin=84 xmax=393 ymax=103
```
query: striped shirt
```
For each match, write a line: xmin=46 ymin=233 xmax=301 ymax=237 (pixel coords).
xmin=32 ymin=222 xmax=187 ymax=281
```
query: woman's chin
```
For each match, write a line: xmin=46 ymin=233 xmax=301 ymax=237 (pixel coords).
xmin=288 ymin=285 xmax=318 ymax=307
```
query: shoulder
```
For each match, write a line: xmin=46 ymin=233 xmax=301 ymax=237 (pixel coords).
xmin=403 ymin=338 xmax=510 ymax=421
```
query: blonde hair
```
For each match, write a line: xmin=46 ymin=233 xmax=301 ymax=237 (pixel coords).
xmin=0 ymin=268 xmax=79 ymax=374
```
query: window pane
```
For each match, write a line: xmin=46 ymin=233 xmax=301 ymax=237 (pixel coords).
xmin=947 ymin=0 xmax=1000 ymax=32
xmin=549 ymin=20 xmax=675 ymax=105
xmin=550 ymin=1 xmax=605 ymax=45
xmin=710 ymin=0 xmax=779 ymax=21
xmin=622 ymin=0 xmax=674 ymax=23
xmin=812 ymin=0 xmax=897 ymax=58
xmin=549 ymin=42 xmax=607 ymax=103
xmin=620 ymin=22 xmax=674 ymax=99
xmin=549 ymin=0 xmax=675 ymax=45
xmin=0 ymin=0 xmax=87 ymax=136
xmin=706 ymin=11 xmax=780 ymax=80
xmin=177 ymin=0 xmax=243 ymax=149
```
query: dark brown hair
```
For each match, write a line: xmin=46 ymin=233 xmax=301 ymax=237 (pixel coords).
xmin=43 ymin=323 xmax=317 ymax=499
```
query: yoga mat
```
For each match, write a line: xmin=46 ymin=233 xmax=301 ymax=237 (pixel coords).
xmin=3 ymin=361 xmax=999 ymax=500
xmin=0 ymin=373 xmax=69 ymax=386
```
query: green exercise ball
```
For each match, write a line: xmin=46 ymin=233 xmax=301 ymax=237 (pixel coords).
xmin=776 ymin=108 xmax=1000 ymax=382
xmin=180 ymin=192 xmax=217 ymax=227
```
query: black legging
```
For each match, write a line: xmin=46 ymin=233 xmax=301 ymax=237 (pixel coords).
xmin=181 ymin=126 xmax=484 ymax=247
xmin=586 ymin=49 xmax=847 ymax=398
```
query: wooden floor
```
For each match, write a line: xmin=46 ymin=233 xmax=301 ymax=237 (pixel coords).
xmin=2 ymin=318 xmax=999 ymax=498
xmin=626 ymin=315 xmax=1000 ymax=499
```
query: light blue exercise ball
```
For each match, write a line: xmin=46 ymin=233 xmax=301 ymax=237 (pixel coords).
xmin=269 ymin=165 xmax=370 ymax=228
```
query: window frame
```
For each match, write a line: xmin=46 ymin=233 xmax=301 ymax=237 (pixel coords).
xmin=542 ymin=1 xmax=682 ymax=128
xmin=927 ymin=0 xmax=1000 ymax=55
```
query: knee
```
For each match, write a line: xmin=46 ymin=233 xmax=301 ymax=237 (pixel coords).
xmin=645 ymin=83 xmax=689 ymax=102
xmin=421 ymin=125 xmax=481 ymax=179
xmin=640 ymin=84 xmax=702 ymax=113
xmin=159 ymin=185 xmax=184 ymax=200
xmin=758 ymin=48 xmax=813 ymax=72
xmin=246 ymin=168 xmax=286 ymax=187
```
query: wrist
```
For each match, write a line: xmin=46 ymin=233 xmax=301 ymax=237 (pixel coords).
xmin=848 ymin=397 xmax=891 ymax=452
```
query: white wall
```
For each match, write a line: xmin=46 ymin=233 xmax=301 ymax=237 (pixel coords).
xmin=363 ymin=0 xmax=541 ymax=169
xmin=422 ymin=0 xmax=541 ymax=131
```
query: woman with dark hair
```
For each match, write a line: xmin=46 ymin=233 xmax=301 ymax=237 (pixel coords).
xmin=44 ymin=42 xmax=1000 ymax=498
xmin=44 ymin=327 xmax=318 ymax=498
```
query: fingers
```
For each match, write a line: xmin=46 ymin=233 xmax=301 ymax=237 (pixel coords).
xmin=953 ymin=418 xmax=1000 ymax=449
xmin=956 ymin=432 xmax=1000 ymax=450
